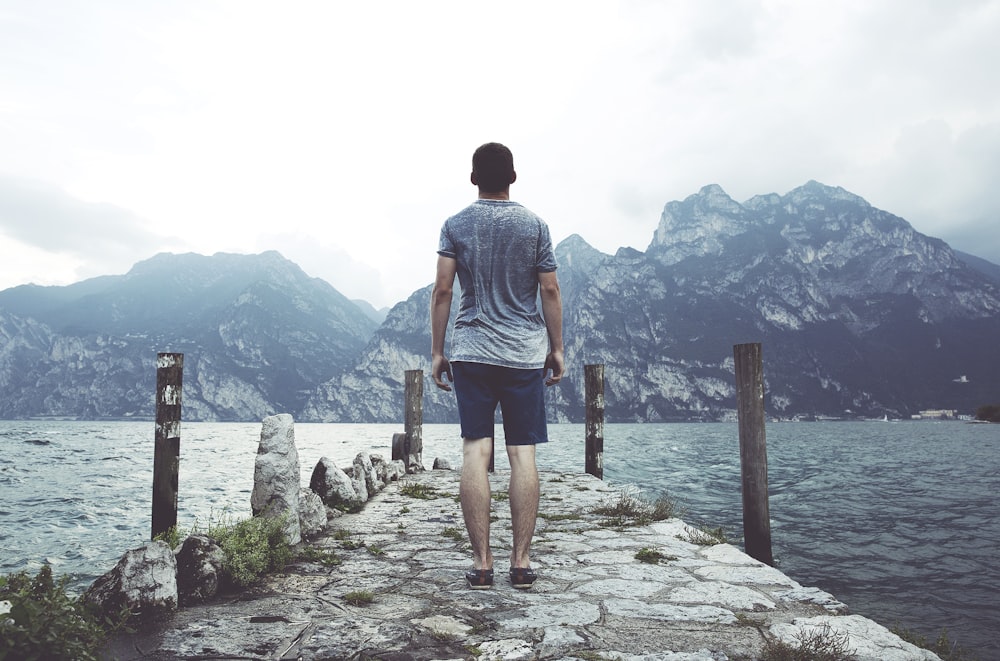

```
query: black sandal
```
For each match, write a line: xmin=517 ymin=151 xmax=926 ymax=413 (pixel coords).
xmin=508 ymin=567 xmax=537 ymax=590
xmin=465 ymin=568 xmax=494 ymax=589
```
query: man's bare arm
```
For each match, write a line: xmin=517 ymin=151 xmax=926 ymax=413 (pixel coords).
xmin=538 ymin=270 xmax=564 ymax=386
xmin=431 ymin=255 xmax=457 ymax=391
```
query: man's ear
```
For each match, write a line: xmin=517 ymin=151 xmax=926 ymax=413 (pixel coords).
xmin=510 ymin=170 xmax=517 ymax=185
xmin=470 ymin=172 xmax=478 ymax=187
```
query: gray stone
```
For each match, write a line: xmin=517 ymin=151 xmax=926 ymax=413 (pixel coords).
xmin=174 ymin=534 xmax=225 ymax=606
xmin=83 ymin=541 xmax=177 ymax=619
xmin=298 ymin=487 xmax=327 ymax=538
xmin=310 ymin=456 xmax=362 ymax=511
xmin=353 ymin=452 xmax=379 ymax=497
xmin=769 ymin=615 xmax=940 ymax=661
xmin=350 ymin=470 xmax=369 ymax=504
xmin=432 ymin=457 xmax=453 ymax=470
xmin=251 ymin=413 xmax=301 ymax=545
xmin=391 ymin=459 xmax=407 ymax=480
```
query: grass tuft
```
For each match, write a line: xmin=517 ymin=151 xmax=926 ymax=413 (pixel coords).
xmin=681 ymin=525 xmax=728 ymax=546
xmin=591 ymin=489 xmax=678 ymax=528
xmin=400 ymin=482 xmax=439 ymax=499
xmin=759 ymin=624 xmax=858 ymax=661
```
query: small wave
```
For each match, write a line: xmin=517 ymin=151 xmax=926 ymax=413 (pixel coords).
xmin=24 ymin=439 xmax=51 ymax=446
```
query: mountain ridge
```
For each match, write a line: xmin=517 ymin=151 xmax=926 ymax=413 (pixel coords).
xmin=1 ymin=181 xmax=998 ymax=422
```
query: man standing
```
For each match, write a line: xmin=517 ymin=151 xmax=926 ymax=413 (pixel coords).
xmin=431 ymin=142 xmax=565 ymax=590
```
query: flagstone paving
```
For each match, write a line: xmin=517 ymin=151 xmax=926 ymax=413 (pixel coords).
xmin=106 ymin=469 xmax=939 ymax=660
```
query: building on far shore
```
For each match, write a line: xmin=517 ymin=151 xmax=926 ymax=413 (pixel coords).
xmin=911 ymin=409 xmax=958 ymax=420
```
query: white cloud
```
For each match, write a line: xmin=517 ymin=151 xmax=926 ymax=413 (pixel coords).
xmin=1 ymin=0 xmax=998 ymax=306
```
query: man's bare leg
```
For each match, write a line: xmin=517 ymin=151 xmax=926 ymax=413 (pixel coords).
xmin=460 ymin=437 xmax=494 ymax=570
xmin=506 ymin=444 xmax=539 ymax=569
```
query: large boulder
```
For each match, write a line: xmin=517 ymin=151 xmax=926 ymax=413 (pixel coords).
xmin=310 ymin=456 xmax=363 ymax=511
xmin=82 ymin=541 xmax=177 ymax=620
xmin=174 ymin=534 xmax=226 ymax=606
xmin=251 ymin=414 xmax=301 ymax=545
xmin=299 ymin=487 xmax=327 ymax=538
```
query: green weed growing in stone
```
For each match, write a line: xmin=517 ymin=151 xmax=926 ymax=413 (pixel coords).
xmin=758 ymin=624 xmax=858 ymax=661
xmin=296 ymin=546 xmax=342 ymax=567
xmin=400 ymin=482 xmax=438 ymax=499
xmin=339 ymin=539 xmax=365 ymax=551
xmin=442 ymin=527 xmax=464 ymax=541
xmin=342 ymin=590 xmax=375 ymax=606
xmin=152 ymin=525 xmax=182 ymax=549
xmin=538 ymin=512 xmax=582 ymax=522
xmin=367 ymin=545 xmax=385 ymax=556
xmin=491 ymin=492 xmax=509 ymax=502
xmin=682 ymin=525 xmax=728 ymax=546
xmin=205 ymin=514 xmax=293 ymax=588
xmin=0 ymin=565 xmax=128 ymax=661
xmin=591 ymin=489 xmax=677 ymax=528
xmin=634 ymin=547 xmax=675 ymax=564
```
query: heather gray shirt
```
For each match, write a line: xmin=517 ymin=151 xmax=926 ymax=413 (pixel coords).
xmin=438 ymin=199 xmax=557 ymax=369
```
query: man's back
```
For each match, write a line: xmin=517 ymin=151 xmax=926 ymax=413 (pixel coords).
xmin=438 ymin=199 xmax=556 ymax=369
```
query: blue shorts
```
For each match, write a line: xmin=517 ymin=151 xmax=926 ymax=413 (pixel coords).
xmin=452 ymin=362 xmax=548 ymax=446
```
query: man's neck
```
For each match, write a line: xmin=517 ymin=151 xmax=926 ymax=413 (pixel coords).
xmin=478 ymin=190 xmax=510 ymax=201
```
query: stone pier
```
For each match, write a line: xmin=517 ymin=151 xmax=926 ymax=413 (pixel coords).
xmin=105 ymin=470 xmax=938 ymax=660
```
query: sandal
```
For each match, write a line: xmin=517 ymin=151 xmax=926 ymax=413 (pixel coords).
xmin=465 ymin=568 xmax=494 ymax=590
xmin=508 ymin=567 xmax=537 ymax=590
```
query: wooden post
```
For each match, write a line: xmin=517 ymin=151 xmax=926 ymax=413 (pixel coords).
xmin=585 ymin=364 xmax=605 ymax=479
xmin=151 ymin=352 xmax=183 ymax=540
xmin=733 ymin=343 xmax=774 ymax=566
xmin=404 ymin=369 xmax=423 ymax=473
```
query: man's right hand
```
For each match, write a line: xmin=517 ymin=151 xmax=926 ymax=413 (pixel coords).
xmin=432 ymin=354 xmax=454 ymax=392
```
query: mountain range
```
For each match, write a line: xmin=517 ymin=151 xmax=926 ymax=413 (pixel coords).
xmin=2 ymin=181 xmax=998 ymax=422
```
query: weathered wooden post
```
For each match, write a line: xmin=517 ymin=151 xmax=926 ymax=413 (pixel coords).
xmin=404 ymin=369 xmax=423 ymax=473
xmin=585 ymin=364 xmax=605 ymax=479
xmin=733 ymin=343 xmax=774 ymax=566
xmin=151 ymin=352 xmax=183 ymax=540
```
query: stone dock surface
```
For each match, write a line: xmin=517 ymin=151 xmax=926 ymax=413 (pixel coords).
xmin=107 ymin=469 xmax=939 ymax=661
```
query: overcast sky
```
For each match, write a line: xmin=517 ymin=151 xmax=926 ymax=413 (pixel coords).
xmin=2 ymin=1 xmax=998 ymax=308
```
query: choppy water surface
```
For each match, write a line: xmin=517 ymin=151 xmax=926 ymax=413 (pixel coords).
xmin=1 ymin=420 xmax=997 ymax=658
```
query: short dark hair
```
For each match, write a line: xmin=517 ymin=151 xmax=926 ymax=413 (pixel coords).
xmin=472 ymin=142 xmax=515 ymax=193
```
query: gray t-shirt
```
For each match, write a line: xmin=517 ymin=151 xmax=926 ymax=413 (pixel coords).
xmin=438 ymin=199 xmax=557 ymax=369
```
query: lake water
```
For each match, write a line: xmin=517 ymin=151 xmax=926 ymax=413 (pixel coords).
xmin=1 ymin=420 xmax=997 ymax=658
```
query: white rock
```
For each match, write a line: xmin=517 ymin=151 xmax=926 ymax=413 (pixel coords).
xmin=353 ymin=452 xmax=380 ymax=497
xmin=309 ymin=456 xmax=362 ymax=510
xmin=668 ymin=581 xmax=775 ymax=611
xmin=769 ymin=615 xmax=941 ymax=661
xmin=250 ymin=414 xmax=301 ymax=545
xmin=604 ymin=598 xmax=736 ymax=624
xmin=82 ymin=541 xmax=177 ymax=618
xmin=477 ymin=638 xmax=534 ymax=660
xmin=298 ymin=487 xmax=327 ymax=538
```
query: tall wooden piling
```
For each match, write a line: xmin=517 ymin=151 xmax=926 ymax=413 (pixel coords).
xmin=404 ymin=369 xmax=423 ymax=473
xmin=151 ymin=352 xmax=183 ymax=540
xmin=585 ymin=364 xmax=605 ymax=479
xmin=733 ymin=343 xmax=774 ymax=566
